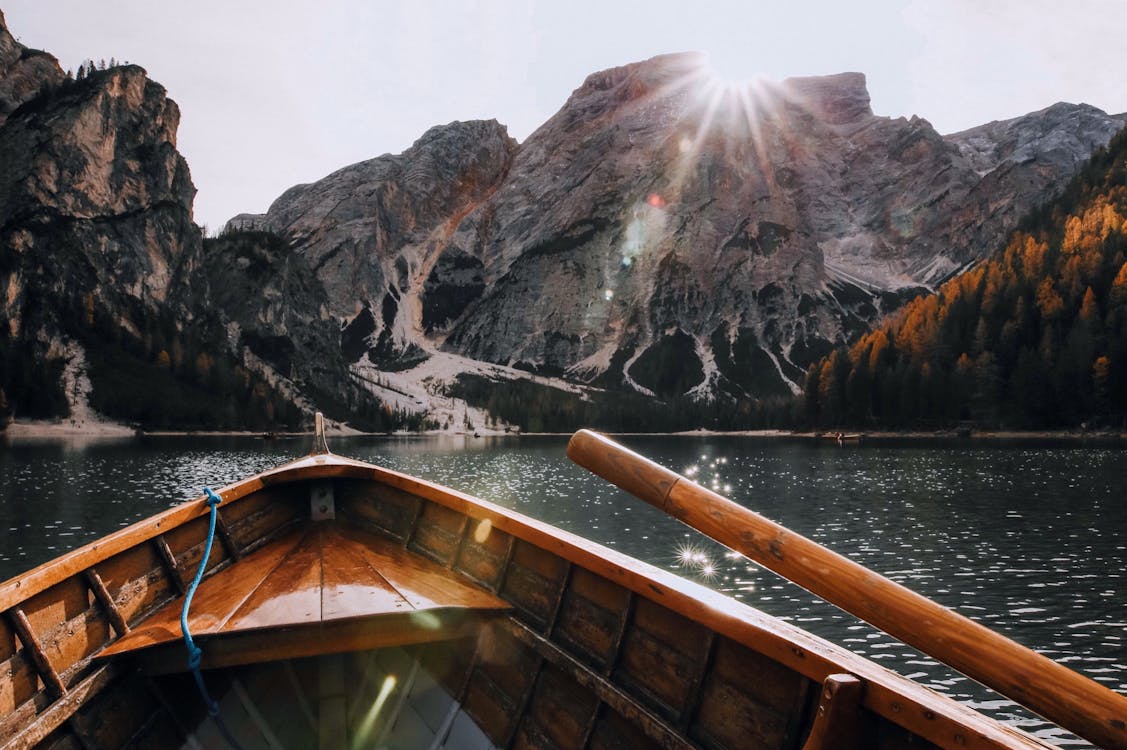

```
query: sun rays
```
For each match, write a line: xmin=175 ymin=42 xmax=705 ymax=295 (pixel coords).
xmin=603 ymin=52 xmax=810 ymax=271
xmin=664 ymin=54 xmax=784 ymax=197
xmin=579 ymin=52 xmax=820 ymax=348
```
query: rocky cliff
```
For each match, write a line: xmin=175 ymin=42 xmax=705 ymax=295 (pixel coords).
xmin=0 ymin=15 xmax=61 ymax=127
xmin=242 ymin=52 xmax=1125 ymax=405
xmin=0 ymin=11 xmax=325 ymax=429
xmin=230 ymin=119 xmax=518 ymax=370
xmin=0 ymin=6 xmax=200 ymax=415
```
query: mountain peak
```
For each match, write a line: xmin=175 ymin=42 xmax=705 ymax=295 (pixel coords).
xmin=574 ymin=52 xmax=705 ymax=94
xmin=0 ymin=9 xmax=65 ymax=126
xmin=781 ymin=72 xmax=872 ymax=124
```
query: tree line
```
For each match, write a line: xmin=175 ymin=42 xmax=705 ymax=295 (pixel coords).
xmin=803 ymin=127 xmax=1127 ymax=429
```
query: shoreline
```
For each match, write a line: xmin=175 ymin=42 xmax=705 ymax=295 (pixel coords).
xmin=3 ymin=419 xmax=1126 ymax=442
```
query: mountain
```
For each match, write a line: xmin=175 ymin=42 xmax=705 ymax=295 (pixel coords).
xmin=236 ymin=53 xmax=1125 ymax=419
xmin=2 ymin=15 xmax=1124 ymax=431
xmin=0 ymin=9 xmax=199 ymax=419
xmin=803 ymin=127 xmax=1127 ymax=429
xmin=0 ymin=11 xmax=373 ymax=430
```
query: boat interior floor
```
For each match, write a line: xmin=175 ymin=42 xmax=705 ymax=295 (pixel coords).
xmin=98 ymin=521 xmax=512 ymax=672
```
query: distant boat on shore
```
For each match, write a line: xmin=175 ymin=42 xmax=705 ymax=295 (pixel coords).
xmin=819 ymin=431 xmax=863 ymax=444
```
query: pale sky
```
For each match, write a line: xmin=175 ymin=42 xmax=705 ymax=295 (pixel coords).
xmin=6 ymin=1 xmax=1127 ymax=232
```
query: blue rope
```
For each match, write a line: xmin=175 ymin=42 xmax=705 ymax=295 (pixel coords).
xmin=180 ymin=487 xmax=245 ymax=750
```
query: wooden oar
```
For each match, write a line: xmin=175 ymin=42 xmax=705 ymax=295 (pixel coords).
xmin=567 ymin=429 xmax=1127 ymax=750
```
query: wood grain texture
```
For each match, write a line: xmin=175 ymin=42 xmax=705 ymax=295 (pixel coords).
xmin=801 ymin=674 xmax=862 ymax=750
xmin=569 ymin=428 xmax=1119 ymax=750
xmin=0 ymin=664 xmax=117 ymax=750
xmin=0 ymin=446 xmax=1069 ymax=750
xmin=100 ymin=522 xmax=509 ymax=662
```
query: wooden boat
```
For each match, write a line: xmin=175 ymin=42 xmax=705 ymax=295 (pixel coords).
xmin=822 ymin=432 xmax=862 ymax=444
xmin=0 ymin=420 xmax=1124 ymax=750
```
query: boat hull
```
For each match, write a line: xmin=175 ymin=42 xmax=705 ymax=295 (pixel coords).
xmin=0 ymin=452 xmax=1056 ymax=749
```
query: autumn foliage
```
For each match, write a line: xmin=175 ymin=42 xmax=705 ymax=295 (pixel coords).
xmin=804 ymin=127 xmax=1127 ymax=429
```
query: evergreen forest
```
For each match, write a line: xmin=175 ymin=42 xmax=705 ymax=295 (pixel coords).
xmin=803 ymin=127 xmax=1127 ymax=429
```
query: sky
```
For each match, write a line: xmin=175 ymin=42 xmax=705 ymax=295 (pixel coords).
xmin=5 ymin=0 xmax=1127 ymax=232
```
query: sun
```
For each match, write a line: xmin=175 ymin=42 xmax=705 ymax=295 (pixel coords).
xmin=597 ymin=50 xmax=811 ymax=298
xmin=653 ymin=51 xmax=783 ymax=197
xmin=697 ymin=50 xmax=771 ymax=91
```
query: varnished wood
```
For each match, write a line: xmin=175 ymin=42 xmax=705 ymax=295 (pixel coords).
xmin=410 ymin=502 xmax=470 ymax=566
xmin=614 ymin=596 xmax=715 ymax=724
xmin=801 ymin=674 xmax=862 ymax=750
xmin=493 ymin=533 xmax=518 ymax=594
xmin=336 ymin=524 xmax=509 ymax=611
xmin=677 ymin=631 xmax=715 ymax=732
xmin=0 ymin=448 xmax=1067 ymax=750
xmin=554 ymin=568 xmax=632 ymax=672
xmin=348 ymin=456 xmax=1054 ymax=749
xmin=101 ymin=529 xmax=308 ymax=657
xmin=0 ymin=664 xmax=116 ymax=750
xmin=311 ymin=413 xmax=331 ymax=455
xmin=212 ymin=509 xmax=242 ymax=562
xmin=101 ymin=523 xmax=509 ymax=661
xmin=513 ymin=662 xmax=599 ymax=750
xmin=604 ymin=591 xmax=634 ymax=676
xmin=0 ymin=639 xmax=51 ymax=744
xmin=320 ymin=531 xmax=410 ymax=620
xmin=82 ymin=569 xmax=128 ymax=637
xmin=134 ymin=608 xmax=502 ymax=674
xmin=6 ymin=608 xmax=65 ymax=699
xmin=506 ymin=619 xmax=695 ymax=750
xmin=568 ymin=428 xmax=1127 ymax=750
xmin=0 ymin=452 xmax=361 ymax=613
xmin=463 ymin=620 xmax=540 ymax=743
xmin=150 ymin=535 xmax=186 ymax=597
xmin=546 ymin=563 xmax=573 ymax=636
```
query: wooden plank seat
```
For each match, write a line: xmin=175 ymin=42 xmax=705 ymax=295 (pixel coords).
xmin=98 ymin=522 xmax=511 ymax=672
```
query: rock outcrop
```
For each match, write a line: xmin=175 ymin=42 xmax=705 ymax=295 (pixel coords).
xmin=0 ymin=9 xmax=63 ymax=126
xmin=238 ymin=119 xmax=518 ymax=370
xmin=0 ymin=10 xmax=202 ymax=415
xmin=0 ymin=12 xmax=306 ymax=428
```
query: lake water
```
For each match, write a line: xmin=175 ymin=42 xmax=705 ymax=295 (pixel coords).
xmin=1 ymin=433 xmax=1124 ymax=746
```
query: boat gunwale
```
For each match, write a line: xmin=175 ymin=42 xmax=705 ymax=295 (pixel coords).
xmin=0 ymin=451 xmax=1055 ymax=749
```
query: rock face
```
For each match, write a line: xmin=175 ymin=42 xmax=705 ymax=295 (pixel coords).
xmin=187 ymin=229 xmax=347 ymax=407
xmin=0 ymin=10 xmax=63 ymax=126
xmin=238 ymin=120 xmax=518 ymax=369
xmin=0 ymin=12 xmax=307 ymax=428
xmin=245 ymin=52 xmax=1125 ymax=401
xmin=0 ymin=10 xmax=200 ymax=410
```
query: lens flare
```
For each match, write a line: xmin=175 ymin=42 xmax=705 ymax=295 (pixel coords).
xmin=578 ymin=51 xmax=818 ymax=315
xmin=353 ymin=674 xmax=398 ymax=748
